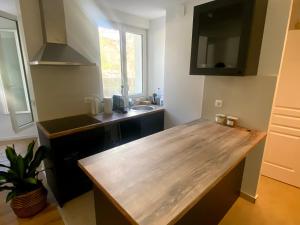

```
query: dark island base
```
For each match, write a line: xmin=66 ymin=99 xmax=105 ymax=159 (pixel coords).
xmin=94 ymin=159 xmax=245 ymax=225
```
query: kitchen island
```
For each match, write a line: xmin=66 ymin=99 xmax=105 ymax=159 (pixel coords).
xmin=79 ymin=120 xmax=266 ymax=225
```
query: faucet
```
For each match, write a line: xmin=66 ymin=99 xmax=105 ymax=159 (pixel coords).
xmin=121 ymin=85 xmax=129 ymax=109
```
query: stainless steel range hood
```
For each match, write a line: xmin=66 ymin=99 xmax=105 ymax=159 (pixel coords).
xmin=30 ymin=0 xmax=95 ymax=66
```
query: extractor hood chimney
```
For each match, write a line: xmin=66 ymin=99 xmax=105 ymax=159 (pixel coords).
xmin=30 ymin=0 xmax=95 ymax=66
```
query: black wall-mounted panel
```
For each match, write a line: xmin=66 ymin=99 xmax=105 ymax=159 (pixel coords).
xmin=190 ymin=0 xmax=268 ymax=76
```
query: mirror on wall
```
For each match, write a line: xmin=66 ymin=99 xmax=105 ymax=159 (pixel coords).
xmin=0 ymin=14 xmax=33 ymax=132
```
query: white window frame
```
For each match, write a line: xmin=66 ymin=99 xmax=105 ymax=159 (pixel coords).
xmin=0 ymin=29 xmax=31 ymax=114
xmin=99 ymin=22 xmax=147 ymax=98
xmin=0 ymin=71 xmax=9 ymax=114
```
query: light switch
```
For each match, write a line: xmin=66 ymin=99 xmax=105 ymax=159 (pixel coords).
xmin=215 ymin=100 xmax=223 ymax=108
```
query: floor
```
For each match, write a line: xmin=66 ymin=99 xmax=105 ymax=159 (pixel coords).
xmin=0 ymin=193 xmax=64 ymax=225
xmin=220 ymin=176 xmax=300 ymax=225
xmin=0 ymin=140 xmax=299 ymax=225
xmin=60 ymin=176 xmax=300 ymax=225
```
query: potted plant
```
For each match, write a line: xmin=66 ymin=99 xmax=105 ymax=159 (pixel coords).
xmin=0 ymin=141 xmax=48 ymax=218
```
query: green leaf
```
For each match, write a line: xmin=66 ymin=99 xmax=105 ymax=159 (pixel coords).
xmin=16 ymin=156 xmax=25 ymax=179
xmin=28 ymin=146 xmax=47 ymax=177
xmin=6 ymin=191 xmax=16 ymax=202
xmin=5 ymin=146 xmax=17 ymax=164
xmin=0 ymin=171 xmax=8 ymax=181
xmin=24 ymin=177 xmax=38 ymax=185
xmin=7 ymin=170 xmax=18 ymax=180
xmin=0 ymin=171 xmax=17 ymax=184
xmin=24 ymin=141 xmax=35 ymax=166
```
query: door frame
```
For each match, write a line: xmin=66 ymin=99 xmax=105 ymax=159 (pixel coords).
xmin=0 ymin=10 xmax=34 ymax=132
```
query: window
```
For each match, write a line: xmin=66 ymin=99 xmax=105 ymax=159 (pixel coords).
xmin=99 ymin=24 xmax=146 ymax=98
xmin=0 ymin=30 xmax=31 ymax=115
xmin=0 ymin=14 xmax=33 ymax=133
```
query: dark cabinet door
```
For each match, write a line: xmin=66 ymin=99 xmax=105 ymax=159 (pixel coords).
xmin=44 ymin=127 xmax=106 ymax=206
xmin=140 ymin=111 xmax=164 ymax=138
xmin=103 ymin=124 xmax=121 ymax=149
xmin=119 ymin=119 xmax=142 ymax=145
xmin=51 ymin=127 xmax=106 ymax=158
xmin=119 ymin=111 xmax=165 ymax=144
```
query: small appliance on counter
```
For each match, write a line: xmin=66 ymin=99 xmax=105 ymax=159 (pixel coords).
xmin=215 ymin=113 xmax=239 ymax=127
xmin=103 ymin=98 xmax=113 ymax=115
xmin=113 ymin=95 xmax=127 ymax=114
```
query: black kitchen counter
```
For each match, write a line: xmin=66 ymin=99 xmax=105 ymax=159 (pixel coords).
xmin=37 ymin=106 xmax=164 ymax=139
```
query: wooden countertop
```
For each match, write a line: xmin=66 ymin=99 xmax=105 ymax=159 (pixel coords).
xmin=79 ymin=120 xmax=266 ymax=225
xmin=37 ymin=106 xmax=164 ymax=139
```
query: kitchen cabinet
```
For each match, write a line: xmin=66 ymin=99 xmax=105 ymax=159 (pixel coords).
xmin=79 ymin=120 xmax=266 ymax=225
xmin=38 ymin=110 xmax=164 ymax=206
xmin=140 ymin=110 xmax=164 ymax=137
xmin=39 ymin=127 xmax=106 ymax=206
xmin=190 ymin=0 xmax=268 ymax=76
xmin=120 ymin=110 xmax=164 ymax=144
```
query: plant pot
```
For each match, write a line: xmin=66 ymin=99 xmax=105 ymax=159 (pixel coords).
xmin=11 ymin=186 xmax=48 ymax=218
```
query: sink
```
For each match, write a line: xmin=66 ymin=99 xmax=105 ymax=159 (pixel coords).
xmin=131 ymin=105 xmax=155 ymax=111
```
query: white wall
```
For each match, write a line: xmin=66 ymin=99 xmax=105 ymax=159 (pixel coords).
xmin=164 ymin=1 xmax=209 ymax=128
xmin=18 ymin=0 xmax=101 ymax=121
xmin=0 ymin=115 xmax=37 ymax=141
xmin=148 ymin=17 xmax=165 ymax=96
xmin=0 ymin=0 xmax=17 ymax=15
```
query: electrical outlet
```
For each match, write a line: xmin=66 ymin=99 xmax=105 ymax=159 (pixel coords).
xmin=215 ymin=100 xmax=223 ymax=108
xmin=84 ymin=97 xmax=93 ymax=103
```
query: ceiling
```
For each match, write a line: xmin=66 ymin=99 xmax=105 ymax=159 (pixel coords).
xmin=96 ymin=0 xmax=186 ymax=19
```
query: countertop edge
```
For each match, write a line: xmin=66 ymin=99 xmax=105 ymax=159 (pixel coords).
xmin=37 ymin=107 xmax=165 ymax=139
xmin=78 ymin=162 xmax=140 ymax=225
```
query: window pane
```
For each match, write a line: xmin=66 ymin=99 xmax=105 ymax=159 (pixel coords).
xmin=0 ymin=17 xmax=34 ymax=131
xmin=126 ymin=32 xmax=143 ymax=95
xmin=99 ymin=27 xmax=122 ymax=98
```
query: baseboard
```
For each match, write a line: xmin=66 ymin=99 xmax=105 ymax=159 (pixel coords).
xmin=240 ymin=192 xmax=258 ymax=203
xmin=0 ymin=136 xmax=38 ymax=146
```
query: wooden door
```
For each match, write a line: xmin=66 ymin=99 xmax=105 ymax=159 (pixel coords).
xmin=262 ymin=31 xmax=300 ymax=187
